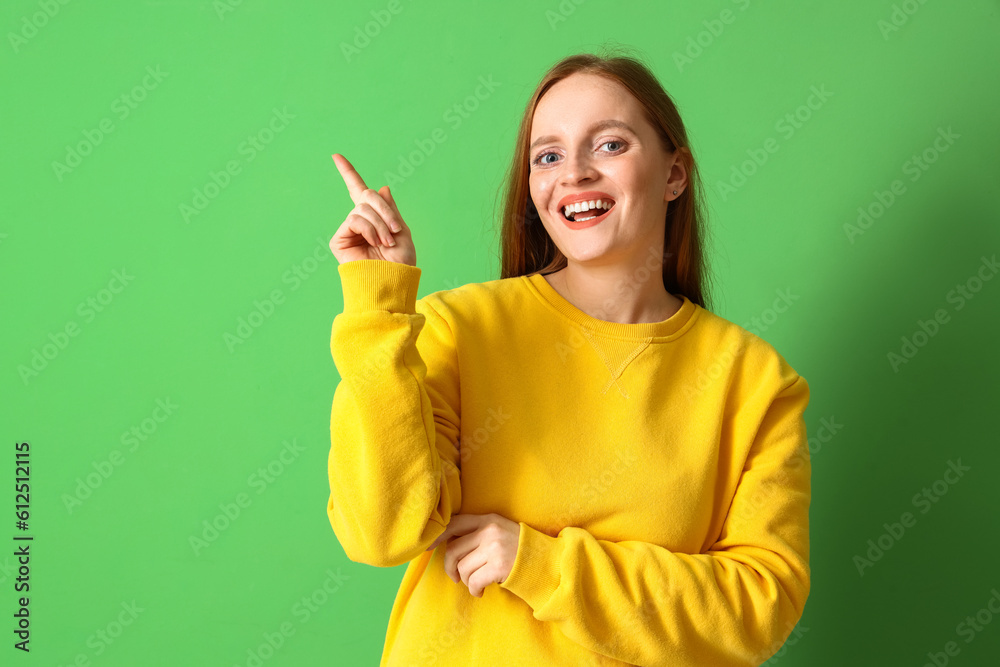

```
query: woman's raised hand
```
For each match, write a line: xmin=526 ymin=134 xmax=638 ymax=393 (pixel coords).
xmin=329 ymin=154 xmax=416 ymax=266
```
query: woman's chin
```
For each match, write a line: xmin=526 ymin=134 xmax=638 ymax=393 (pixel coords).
xmin=559 ymin=243 xmax=618 ymax=264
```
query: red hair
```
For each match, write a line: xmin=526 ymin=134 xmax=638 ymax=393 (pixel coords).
xmin=492 ymin=47 xmax=715 ymax=310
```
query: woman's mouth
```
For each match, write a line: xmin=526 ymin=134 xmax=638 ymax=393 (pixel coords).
xmin=560 ymin=199 xmax=615 ymax=229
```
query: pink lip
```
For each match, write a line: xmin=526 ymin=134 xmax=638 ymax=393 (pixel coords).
xmin=557 ymin=190 xmax=616 ymax=230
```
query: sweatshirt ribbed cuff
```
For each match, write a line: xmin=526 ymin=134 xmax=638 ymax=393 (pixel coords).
xmin=337 ymin=259 xmax=422 ymax=314
xmin=499 ymin=522 xmax=562 ymax=610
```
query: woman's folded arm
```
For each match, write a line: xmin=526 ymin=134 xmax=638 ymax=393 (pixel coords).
xmin=499 ymin=375 xmax=812 ymax=666
xmin=327 ymin=259 xmax=462 ymax=568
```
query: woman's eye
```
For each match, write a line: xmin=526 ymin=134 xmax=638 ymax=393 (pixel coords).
xmin=531 ymin=140 xmax=625 ymax=167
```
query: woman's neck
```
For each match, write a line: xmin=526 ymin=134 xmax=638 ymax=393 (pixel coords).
xmin=544 ymin=266 xmax=682 ymax=325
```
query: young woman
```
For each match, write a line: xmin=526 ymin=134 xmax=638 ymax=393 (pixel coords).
xmin=327 ymin=50 xmax=811 ymax=666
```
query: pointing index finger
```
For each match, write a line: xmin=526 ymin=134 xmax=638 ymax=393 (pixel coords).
xmin=332 ymin=153 xmax=368 ymax=204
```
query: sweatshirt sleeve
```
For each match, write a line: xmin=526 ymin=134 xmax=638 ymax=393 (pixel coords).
xmin=327 ymin=259 xmax=462 ymax=568
xmin=498 ymin=374 xmax=811 ymax=667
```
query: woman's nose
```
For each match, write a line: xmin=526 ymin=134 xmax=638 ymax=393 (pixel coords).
xmin=560 ymin=152 xmax=598 ymax=183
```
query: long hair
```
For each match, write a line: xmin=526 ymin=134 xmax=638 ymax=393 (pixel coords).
xmin=493 ymin=46 xmax=715 ymax=311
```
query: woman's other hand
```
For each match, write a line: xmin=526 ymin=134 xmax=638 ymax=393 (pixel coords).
xmin=427 ymin=513 xmax=521 ymax=598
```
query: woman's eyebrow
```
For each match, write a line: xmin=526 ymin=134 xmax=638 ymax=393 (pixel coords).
xmin=529 ymin=119 xmax=636 ymax=152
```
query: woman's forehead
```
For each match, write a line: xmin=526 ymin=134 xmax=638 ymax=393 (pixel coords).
xmin=533 ymin=76 xmax=641 ymax=131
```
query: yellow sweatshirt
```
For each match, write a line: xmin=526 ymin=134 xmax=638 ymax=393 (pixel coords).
xmin=327 ymin=259 xmax=811 ymax=667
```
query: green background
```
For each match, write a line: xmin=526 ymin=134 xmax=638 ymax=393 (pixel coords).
xmin=3 ymin=0 xmax=999 ymax=664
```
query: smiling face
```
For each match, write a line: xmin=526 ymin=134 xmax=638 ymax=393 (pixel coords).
xmin=527 ymin=72 xmax=686 ymax=267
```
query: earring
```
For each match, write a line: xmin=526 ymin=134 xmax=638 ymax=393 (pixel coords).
xmin=672 ymin=190 xmax=678 ymax=195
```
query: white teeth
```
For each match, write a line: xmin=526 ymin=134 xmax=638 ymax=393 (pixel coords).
xmin=563 ymin=199 xmax=613 ymax=219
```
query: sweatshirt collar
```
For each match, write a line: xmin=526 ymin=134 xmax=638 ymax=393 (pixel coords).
xmin=523 ymin=272 xmax=699 ymax=342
